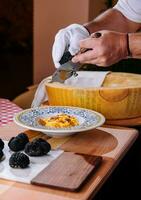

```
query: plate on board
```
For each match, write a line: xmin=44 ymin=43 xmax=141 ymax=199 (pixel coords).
xmin=14 ymin=106 xmax=105 ymax=137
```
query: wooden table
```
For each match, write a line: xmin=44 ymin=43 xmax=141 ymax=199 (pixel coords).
xmin=0 ymin=121 xmax=138 ymax=200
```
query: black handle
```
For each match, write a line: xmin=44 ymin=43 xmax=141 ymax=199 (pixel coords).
xmin=59 ymin=51 xmax=73 ymax=65
xmin=59 ymin=49 xmax=92 ymax=65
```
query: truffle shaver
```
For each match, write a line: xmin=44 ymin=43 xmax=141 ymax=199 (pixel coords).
xmin=50 ymin=32 xmax=102 ymax=83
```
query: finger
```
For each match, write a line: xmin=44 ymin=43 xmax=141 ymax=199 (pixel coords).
xmin=79 ymin=37 xmax=100 ymax=49
xmin=72 ymin=49 xmax=97 ymax=63
xmin=79 ymin=59 xmax=100 ymax=65
xmin=83 ymin=60 xmax=108 ymax=67
xmin=73 ymin=55 xmax=106 ymax=67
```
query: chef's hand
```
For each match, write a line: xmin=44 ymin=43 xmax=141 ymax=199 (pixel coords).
xmin=72 ymin=30 xmax=128 ymax=66
xmin=52 ymin=24 xmax=90 ymax=68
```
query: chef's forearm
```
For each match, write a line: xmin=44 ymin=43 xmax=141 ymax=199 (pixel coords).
xmin=129 ymin=33 xmax=141 ymax=58
xmin=84 ymin=9 xmax=141 ymax=34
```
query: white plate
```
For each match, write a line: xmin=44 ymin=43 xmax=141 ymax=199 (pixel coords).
xmin=14 ymin=106 xmax=105 ymax=137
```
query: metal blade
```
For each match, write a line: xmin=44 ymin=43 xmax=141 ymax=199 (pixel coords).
xmin=50 ymin=32 xmax=102 ymax=83
xmin=50 ymin=61 xmax=80 ymax=83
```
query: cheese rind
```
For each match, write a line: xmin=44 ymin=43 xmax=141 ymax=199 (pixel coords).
xmin=45 ymin=72 xmax=141 ymax=120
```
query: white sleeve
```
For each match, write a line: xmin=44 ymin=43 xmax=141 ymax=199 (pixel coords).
xmin=114 ymin=0 xmax=141 ymax=23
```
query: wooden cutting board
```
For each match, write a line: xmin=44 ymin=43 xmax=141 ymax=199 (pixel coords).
xmin=31 ymin=152 xmax=102 ymax=191
xmin=60 ymin=129 xmax=118 ymax=156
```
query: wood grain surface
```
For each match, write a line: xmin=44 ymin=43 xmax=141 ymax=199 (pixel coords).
xmin=31 ymin=152 xmax=102 ymax=191
xmin=0 ymin=122 xmax=138 ymax=200
xmin=61 ymin=129 xmax=118 ymax=156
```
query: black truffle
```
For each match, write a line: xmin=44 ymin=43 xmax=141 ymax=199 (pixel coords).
xmin=25 ymin=138 xmax=51 ymax=156
xmin=8 ymin=133 xmax=29 ymax=152
xmin=0 ymin=150 xmax=4 ymax=161
xmin=17 ymin=133 xmax=29 ymax=141
xmin=0 ymin=138 xmax=4 ymax=150
xmin=9 ymin=152 xmax=30 ymax=168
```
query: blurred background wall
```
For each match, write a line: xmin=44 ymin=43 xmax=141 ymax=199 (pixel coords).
xmin=33 ymin=0 xmax=115 ymax=83
xmin=0 ymin=0 xmax=118 ymax=100
xmin=0 ymin=0 xmax=33 ymax=100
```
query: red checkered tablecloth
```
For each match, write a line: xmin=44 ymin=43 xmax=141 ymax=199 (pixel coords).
xmin=0 ymin=98 xmax=22 ymax=126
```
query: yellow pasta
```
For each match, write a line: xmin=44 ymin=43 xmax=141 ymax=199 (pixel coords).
xmin=39 ymin=113 xmax=79 ymax=128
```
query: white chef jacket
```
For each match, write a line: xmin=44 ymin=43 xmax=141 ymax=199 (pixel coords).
xmin=114 ymin=0 xmax=141 ymax=23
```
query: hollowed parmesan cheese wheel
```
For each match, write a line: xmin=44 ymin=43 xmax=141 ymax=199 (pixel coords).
xmin=45 ymin=72 xmax=141 ymax=120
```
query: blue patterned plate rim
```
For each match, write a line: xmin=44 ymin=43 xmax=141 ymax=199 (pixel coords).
xmin=14 ymin=106 xmax=105 ymax=134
